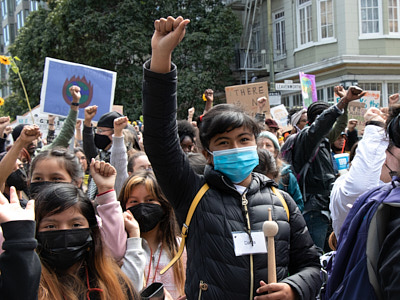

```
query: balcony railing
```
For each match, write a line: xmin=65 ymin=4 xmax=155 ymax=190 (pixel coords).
xmin=235 ymin=48 xmax=267 ymax=70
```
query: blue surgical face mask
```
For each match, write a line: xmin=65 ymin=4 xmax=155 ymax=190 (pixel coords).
xmin=210 ymin=145 xmax=259 ymax=184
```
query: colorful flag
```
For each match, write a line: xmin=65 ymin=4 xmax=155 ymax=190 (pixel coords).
xmin=299 ymin=72 xmax=317 ymax=108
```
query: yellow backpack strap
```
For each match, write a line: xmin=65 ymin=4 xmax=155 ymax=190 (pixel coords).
xmin=160 ymin=183 xmax=209 ymax=275
xmin=271 ymin=186 xmax=290 ymax=222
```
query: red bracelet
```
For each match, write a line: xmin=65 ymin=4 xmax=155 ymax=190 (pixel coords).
xmin=97 ymin=189 xmax=114 ymax=197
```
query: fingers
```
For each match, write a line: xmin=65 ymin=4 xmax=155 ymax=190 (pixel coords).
xmin=114 ymin=116 xmax=128 ymax=127
xmin=25 ymin=200 xmax=35 ymax=220
xmin=90 ymin=159 xmax=116 ymax=177
xmin=9 ymin=187 xmax=20 ymax=205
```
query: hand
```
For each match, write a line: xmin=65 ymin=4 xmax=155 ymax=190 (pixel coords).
xmin=0 ymin=116 xmax=10 ymax=136
xmin=204 ymin=89 xmax=214 ymax=102
xmin=89 ymin=159 xmax=116 ymax=194
xmin=188 ymin=107 xmax=195 ymax=116
xmin=0 ymin=187 xmax=34 ymax=223
xmin=334 ymin=86 xmax=346 ymax=99
xmin=114 ymin=116 xmax=129 ymax=137
xmin=364 ymin=107 xmax=386 ymax=123
xmin=84 ymin=105 xmax=98 ymax=126
xmin=164 ymin=288 xmax=174 ymax=300
xmin=69 ymin=85 xmax=81 ymax=103
xmin=123 ymin=210 xmax=140 ymax=238
xmin=342 ymin=86 xmax=366 ymax=103
xmin=150 ymin=16 xmax=190 ymax=73
xmin=389 ymin=93 xmax=400 ymax=106
xmin=18 ymin=125 xmax=41 ymax=147
xmin=254 ymin=281 xmax=297 ymax=300
xmin=75 ymin=120 xmax=82 ymax=130
xmin=257 ymin=96 xmax=267 ymax=112
xmin=4 ymin=126 xmax=12 ymax=136
xmin=347 ymin=119 xmax=358 ymax=131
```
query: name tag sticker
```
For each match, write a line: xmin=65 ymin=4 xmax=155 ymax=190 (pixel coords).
xmin=232 ymin=231 xmax=267 ymax=256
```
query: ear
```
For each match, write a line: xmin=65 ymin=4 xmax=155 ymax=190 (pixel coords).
xmin=202 ymin=149 xmax=213 ymax=165
xmin=75 ymin=178 xmax=83 ymax=188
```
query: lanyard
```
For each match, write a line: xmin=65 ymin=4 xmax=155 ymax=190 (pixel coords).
xmin=146 ymin=244 xmax=163 ymax=285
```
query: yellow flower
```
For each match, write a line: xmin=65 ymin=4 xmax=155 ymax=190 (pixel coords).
xmin=0 ymin=56 xmax=10 ymax=65
xmin=0 ymin=97 xmax=4 ymax=106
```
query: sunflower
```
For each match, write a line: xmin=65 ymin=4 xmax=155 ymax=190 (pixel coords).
xmin=0 ymin=56 xmax=10 ymax=65
xmin=0 ymin=97 xmax=4 ymax=106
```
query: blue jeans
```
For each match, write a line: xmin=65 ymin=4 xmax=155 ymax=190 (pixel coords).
xmin=303 ymin=211 xmax=329 ymax=251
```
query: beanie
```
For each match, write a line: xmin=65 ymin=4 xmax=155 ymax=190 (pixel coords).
xmin=12 ymin=124 xmax=28 ymax=142
xmin=258 ymin=131 xmax=281 ymax=151
xmin=97 ymin=111 xmax=123 ymax=128
xmin=307 ymin=101 xmax=330 ymax=124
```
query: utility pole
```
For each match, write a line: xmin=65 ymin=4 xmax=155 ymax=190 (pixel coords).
xmin=267 ymin=0 xmax=275 ymax=92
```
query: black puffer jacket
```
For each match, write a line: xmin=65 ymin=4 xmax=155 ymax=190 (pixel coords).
xmin=292 ymin=105 xmax=342 ymax=212
xmin=143 ymin=61 xmax=321 ymax=299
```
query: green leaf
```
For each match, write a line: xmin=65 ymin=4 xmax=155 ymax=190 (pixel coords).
xmin=13 ymin=56 xmax=21 ymax=61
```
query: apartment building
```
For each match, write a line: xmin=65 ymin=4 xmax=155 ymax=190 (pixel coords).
xmin=227 ymin=0 xmax=400 ymax=107
xmin=0 ymin=0 xmax=46 ymax=97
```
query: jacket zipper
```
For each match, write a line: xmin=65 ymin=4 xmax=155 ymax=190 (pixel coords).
xmin=242 ymin=193 xmax=254 ymax=300
xmin=198 ymin=280 xmax=208 ymax=300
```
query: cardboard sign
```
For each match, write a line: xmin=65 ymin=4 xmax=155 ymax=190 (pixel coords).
xmin=335 ymin=90 xmax=380 ymax=132
xmin=41 ymin=57 xmax=117 ymax=122
xmin=270 ymin=104 xmax=292 ymax=132
xmin=225 ymin=82 xmax=269 ymax=118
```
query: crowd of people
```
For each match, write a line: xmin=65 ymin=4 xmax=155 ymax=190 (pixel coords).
xmin=0 ymin=16 xmax=399 ymax=300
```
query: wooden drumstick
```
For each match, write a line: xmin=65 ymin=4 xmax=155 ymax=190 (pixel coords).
xmin=263 ymin=208 xmax=279 ymax=284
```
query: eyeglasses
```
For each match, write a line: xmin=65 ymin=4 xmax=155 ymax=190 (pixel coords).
xmin=95 ymin=128 xmax=113 ymax=134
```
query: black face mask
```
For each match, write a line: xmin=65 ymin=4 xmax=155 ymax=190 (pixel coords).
xmin=128 ymin=203 xmax=164 ymax=233
xmin=94 ymin=134 xmax=112 ymax=150
xmin=29 ymin=181 xmax=59 ymax=199
xmin=6 ymin=168 xmax=28 ymax=191
xmin=37 ymin=228 xmax=92 ymax=271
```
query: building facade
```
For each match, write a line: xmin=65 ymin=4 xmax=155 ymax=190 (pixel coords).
xmin=0 ymin=0 xmax=46 ymax=97
xmin=227 ymin=0 xmax=400 ymax=108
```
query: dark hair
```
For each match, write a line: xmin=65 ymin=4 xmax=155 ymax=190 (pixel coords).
xmin=30 ymin=147 xmax=84 ymax=184
xmin=386 ymin=104 xmax=400 ymax=147
xmin=177 ymin=120 xmax=196 ymax=143
xmin=307 ymin=101 xmax=330 ymax=125
xmin=127 ymin=151 xmax=147 ymax=173
xmin=35 ymin=183 xmax=136 ymax=299
xmin=35 ymin=183 xmax=97 ymax=232
xmin=118 ymin=171 xmax=185 ymax=294
xmin=187 ymin=152 xmax=207 ymax=175
xmin=199 ymin=104 xmax=261 ymax=150
xmin=253 ymin=148 xmax=279 ymax=180
xmin=349 ymin=141 xmax=359 ymax=163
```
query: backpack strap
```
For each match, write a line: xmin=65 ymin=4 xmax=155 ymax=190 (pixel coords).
xmin=271 ymin=186 xmax=289 ymax=222
xmin=160 ymin=183 xmax=209 ymax=275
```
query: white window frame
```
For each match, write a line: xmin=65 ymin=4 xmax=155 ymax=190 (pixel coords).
xmin=297 ymin=0 xmax=313 ymax=47
xmin=17 ymin=11 xmax=24 ymax=30
xmin=359 ymin=0 xmax=383 ymax=37
xmin=389 ymin=0 xmax=400 ymax=34
xmin=317 ymin=0 xmax=335 ymax=41
xmin=3 ymin=25 xmax=9 ymax=46
xmin=273 ymin=10 xmax=286 ymax=60
xmin=1 ymin=0 xmax=7 ymax=19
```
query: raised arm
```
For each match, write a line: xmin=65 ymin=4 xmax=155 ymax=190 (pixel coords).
xmin=90 ymin=159 xmax=127 ymax=262
xmin=110 ymin=116 xmax=129 ymax=196
xmin=42 ymin=85 xmax=80 ymax=150
xmin=0 ymin=125 xmax=40 ymax=190
xmin=0 ymin=187 xmax=41 ymax=300
xmin=82 ymin=105 xmax=98 ymax=161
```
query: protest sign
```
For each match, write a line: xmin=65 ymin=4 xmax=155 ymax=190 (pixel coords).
xmin=270 ymin=104 xmax=292 ymax=133
xmin=299 ymin=72 xmax=317 ymax=108
xmin=225 ymin=82 xmax=269 ymax=118
xmin=41 ymin=57 xmax=117 ymax=122
xmin=13 ymin=105 xmax=65 ymax=139
xmin=335 ymin=90 xmax=380 ymax=132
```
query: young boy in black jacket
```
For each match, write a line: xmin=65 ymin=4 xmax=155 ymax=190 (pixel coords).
xmin=143 ymin=16 xmax=321 ymax=299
